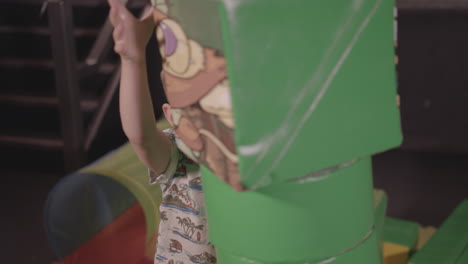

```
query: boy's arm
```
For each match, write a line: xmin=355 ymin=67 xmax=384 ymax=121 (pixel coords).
xmin=120 ymin=60 xmax=172 ymax=174
xmin=108 ymin=0 xmax=172 ymax=174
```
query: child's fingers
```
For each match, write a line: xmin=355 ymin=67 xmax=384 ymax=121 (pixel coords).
xmin=107 ymin=0 xmax=122 ymax=26
xmin=112 ymin=23 xmax=124 ymax=42
xmin=109 ymin=6 xmax=119 ymax=26
xmin=107 ymin=0 xmax=122 ymax=10
xmin=108 ymin=0 xmax=135 ymax=25
xmin=114 ymin=0 xmax=134 ymax=21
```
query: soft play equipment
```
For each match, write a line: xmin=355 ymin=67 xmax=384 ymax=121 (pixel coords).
xmin=43 ymin=144 xmax=467 ymax=264
xmin=46 ymin=0 xmax=402 ymax=262
xmin=44 ymin=0 xmax=468 ymax=262
xmin=43 ymin=151 xmax=387 ymax=264
xmin=44 ymin=141 xmax=163 ymax=264
xmin=151 ymin=0 xmax=400 ymax=263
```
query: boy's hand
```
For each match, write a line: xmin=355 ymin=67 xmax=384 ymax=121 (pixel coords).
xmin=108 ymin=0 xmax=155 ymax=63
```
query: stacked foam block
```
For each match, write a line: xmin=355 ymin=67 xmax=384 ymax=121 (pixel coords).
xmin=194 ymin=0 xmax=401 ymax=263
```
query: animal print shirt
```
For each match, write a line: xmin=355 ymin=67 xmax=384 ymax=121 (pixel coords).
xmin=149 ymin=129 xmax=217 ymax=264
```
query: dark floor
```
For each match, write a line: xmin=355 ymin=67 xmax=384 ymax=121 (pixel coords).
xmin=0 ymin=172 xmax=59 ymax=264
xmin=1 ymin=148 xmax=468 ymax=264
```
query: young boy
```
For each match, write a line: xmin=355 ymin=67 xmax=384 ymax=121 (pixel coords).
xmin=108 ymin=0 xmax=217 ymax=263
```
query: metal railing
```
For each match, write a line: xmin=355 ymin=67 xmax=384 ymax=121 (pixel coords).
xmin=47 ymin=0 xmax=85 ymax=172
xmin=46 ymin=0 xmax=135 ymax=172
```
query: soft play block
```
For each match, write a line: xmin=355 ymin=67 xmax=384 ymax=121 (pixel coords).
xmin=151 ymin=0 xmax=401 ymax=190
xmin=382 ymin=217 xmax=419 ymax=264
xmin=384 ymin=218 xmax=419 ymax=249
xmin=202 ymin=157 xmax=375 ymax=262
xmin=216 ymin=230 xmax=381 ymax=264
xmin=219 ymin=0 xmax=402 ymax=187
xmin=410 ymin=200 xmax=468 ymax=264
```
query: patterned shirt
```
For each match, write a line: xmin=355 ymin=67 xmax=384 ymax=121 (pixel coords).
xmin=149 ymin=129 xmax=217 ymax=264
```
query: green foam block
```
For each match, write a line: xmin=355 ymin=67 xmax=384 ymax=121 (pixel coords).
xmin=151 ymin=0 xmax=401 ymax=190
xmin=202 ymin=157 xmax=375 ymax=262
xmin=218 ymin=0 xmax=402 ymax=187
xmin=213 ymin=189 xmax=387 ymax=264
xmin=216 ymin=228 xmax=381 ymax=264
xmin=410 ymin=200 xmax=468 ymax=264
xmin=383 ymin=217 xmax=419 ymax=248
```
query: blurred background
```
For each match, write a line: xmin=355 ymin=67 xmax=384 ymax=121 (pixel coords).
xmin=0 ymin=0 xmax=467 ymax=263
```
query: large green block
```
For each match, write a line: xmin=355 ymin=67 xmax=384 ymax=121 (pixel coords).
xmin=152 ymin=0 xmax=401 ymax=190
xmin=202 ymin=157 xmax=375 ymax=262
xmin=219 ymin=0 xmax=401 ymax=187
xmin=212 ymin=189 xmax=387 ymax=264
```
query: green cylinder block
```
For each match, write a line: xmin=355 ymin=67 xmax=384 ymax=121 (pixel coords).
xmin=202 ymin=157 xmax=376 ymax=262
xmin=216 ymin=230 xmax=381 ymax=264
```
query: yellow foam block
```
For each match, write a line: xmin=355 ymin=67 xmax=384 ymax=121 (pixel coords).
xmin=383 ymin=242 xmax=410 ymax=264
